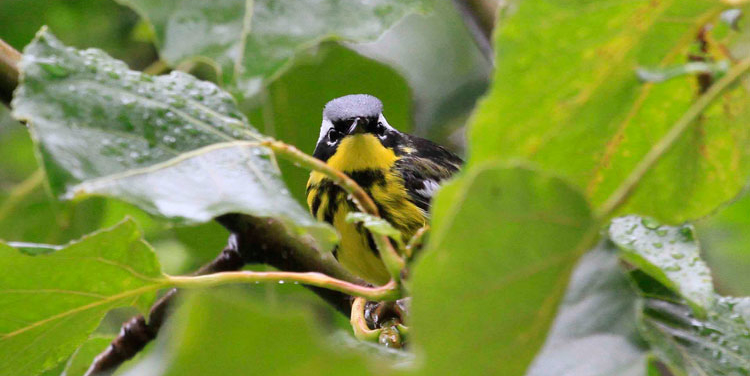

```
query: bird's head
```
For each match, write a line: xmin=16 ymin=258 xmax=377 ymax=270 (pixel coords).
xmin=313 ymin=94 xmax=401 ymax=163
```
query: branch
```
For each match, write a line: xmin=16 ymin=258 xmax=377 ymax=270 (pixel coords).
xmin=451 ymin=0 xmax=497 ymax=63
xmin=0 ymin=38 xmax=21 ymax=106
xmin=87 ymin=214 xmax=366 ymax=375
xmin=85 ymin=240 xmax=245 ymax=376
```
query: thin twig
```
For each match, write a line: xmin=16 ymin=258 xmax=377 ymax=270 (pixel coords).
xmin=262 ymin=140 xmax=380 ymax=216
xmin=452 ymin=0 xmax=496 ymax=63
xmin=142 ymin=59 xmax=169 ymax=76
xmin=85 ymin=242 xmax=246 ymax=376
xmin=170 ymin=272 xmax=400 ymax=301
xmin=0 ymin=38 xmax=21 ymax=106
xmin=596 ymin=57 xmax=750 ymax=219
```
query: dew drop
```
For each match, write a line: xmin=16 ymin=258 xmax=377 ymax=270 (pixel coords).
xmin=641 ymin=217 xmax=660 ymax=230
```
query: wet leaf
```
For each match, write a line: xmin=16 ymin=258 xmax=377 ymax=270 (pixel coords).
xmin=609 ymin=215 xmax=714 ymax=315
xmin=411 ymin=163 xmax=595 ymax=375
xmin=11 ymin=29 xmax=336 ymax=250
xmin=116 ymin=0 xmax=429 ymax=96
xmin=0 ymin=219 xmax=164 ymax=376
xmin=527 ymin=242 xmax=650 ymax=376
xmin=469 ymin=0 xmax=750 ymax=222
xmin=639 ymin=296 xmax=750 ymax=376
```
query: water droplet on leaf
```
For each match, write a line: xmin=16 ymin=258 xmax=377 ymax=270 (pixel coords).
xmin=641 ymin=217 xmax=660 ymax=229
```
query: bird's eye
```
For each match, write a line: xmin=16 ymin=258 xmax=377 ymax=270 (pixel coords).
xmin=327 ymin=128 xmax=342 ymax=142
xmin=376 ymin=122 xmax=387 ymax=135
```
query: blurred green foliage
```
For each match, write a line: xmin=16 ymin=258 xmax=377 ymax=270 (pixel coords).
xmin=1 ymin=0 xmax=750 ymax=375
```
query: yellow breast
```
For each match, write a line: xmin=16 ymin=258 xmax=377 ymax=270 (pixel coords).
xmin=306 ymin=134 xmax=425 ymax=284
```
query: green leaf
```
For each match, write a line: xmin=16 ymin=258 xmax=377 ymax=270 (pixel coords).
xmin=11 ymin=28 xmax=336 ymax=250
xmin=610 ymin=216 xmax=750 ymax=375
xmin=527 ymin=241 xmax=650 ymax=376
xmin=411 ymin=163 xmax=596 ymax=375
xmin=639 ymin=296 xmax=750 ymax=376
xmin=62 ymin=335 xmax=115 ymax=376
xmin=469 ymin=0 xmax=750 ymax=222
xmin=695 ymin=189 xmax=750 ymax=296
xmin=116 ymin=0 xmax=429 ymax=95
xmin=0 ymin=219 xmax=165 ymax=376
xmin=124 ymin=289 xmax=384 ymax=375
xmin=346 ymin=212 xmax=403 ymax=247
xmin=609 ymin=215 xmax=714 ymax=315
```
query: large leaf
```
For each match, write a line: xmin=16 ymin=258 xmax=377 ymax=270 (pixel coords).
xmin=411 ymin=163 xmax=596 ymax=375
xmin=116 ymin=0 xmax=428 ymax=95
xmin=123 ymin=289 xmax=388 ymax=376
xmin=11 ymin=29 xmax=336 ymax=249
xmin=527 ymin=242 xmax=650 ymax=376
xmin=609 ymin=216 xmax=714 ymax=315
xmin=469 ymin=0 xmax=750 ymax=222
xmin=0 ymin=219 xmax=164 ymax=376
xmin=608 ymin=215 xmax=750 ymax=375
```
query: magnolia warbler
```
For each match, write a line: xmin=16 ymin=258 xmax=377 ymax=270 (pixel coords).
xmin=306 ymin=94 xmax=462 ymax=284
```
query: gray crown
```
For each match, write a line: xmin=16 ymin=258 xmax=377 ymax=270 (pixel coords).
xmin=323 ymin=94 xmax=383 ymax=122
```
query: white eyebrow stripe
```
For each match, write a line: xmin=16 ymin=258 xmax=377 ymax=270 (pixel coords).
xmin=318 ymin=118 xmax=334 ymax=144
xmin=378 ymin=113 xmax=396 ymax=132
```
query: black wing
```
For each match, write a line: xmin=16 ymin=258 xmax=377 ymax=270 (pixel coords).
xmin=393 ymin=134 xmax=463 ymax=213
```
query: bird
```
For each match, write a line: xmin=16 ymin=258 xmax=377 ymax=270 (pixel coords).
xmin=306 ymin=94 xmax=463 ymax=284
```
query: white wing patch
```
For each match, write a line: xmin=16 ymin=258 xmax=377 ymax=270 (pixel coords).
xmin=416 ymin=179 xmax=441 ymax=199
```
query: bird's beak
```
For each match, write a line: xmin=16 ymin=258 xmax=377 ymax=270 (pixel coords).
xmin=348 ymin=117 xmax=367 ymax=135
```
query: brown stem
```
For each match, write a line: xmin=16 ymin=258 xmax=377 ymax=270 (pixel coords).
xmin=0 ymin=38 xmax=21 ymax=106
xmin=217 ymin=214 xmax=360 ymax=314
xmin=85 ymin=241 xmax=245 ymax=376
